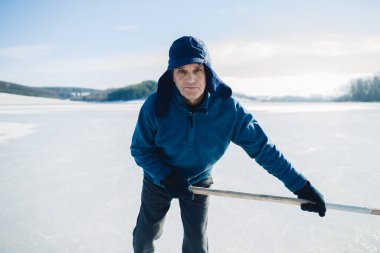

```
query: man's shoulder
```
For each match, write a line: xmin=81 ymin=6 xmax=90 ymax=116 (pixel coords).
xmin=137 ymin=92 xmax=157 ymax=117
xmin=142 ymin=91 xmax=157 ymax=107
xmin=211 ymin=94 xmax=240 ymax=110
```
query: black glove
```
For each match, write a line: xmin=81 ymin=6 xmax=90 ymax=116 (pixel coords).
xmin=294 ymin=181 xmax=326 ymax=217
xmin=161 ymin=170 xmax=194 ymax=201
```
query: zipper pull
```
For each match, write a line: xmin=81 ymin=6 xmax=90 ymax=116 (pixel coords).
xmin=189 ymin=112 xmax=194 ymax=128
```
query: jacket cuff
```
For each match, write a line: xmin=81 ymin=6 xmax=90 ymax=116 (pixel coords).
xmin=289 ymin=177 xmax=308 ymax=193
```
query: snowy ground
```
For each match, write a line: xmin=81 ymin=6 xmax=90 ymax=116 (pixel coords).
xmin=1 ymin=94 xmax=379 ymax=252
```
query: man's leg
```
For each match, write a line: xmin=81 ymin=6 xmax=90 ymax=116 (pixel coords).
xmin=133 ymin=178 xmax=172 ymax=253
xmin=179 ymin=178 xmax=213 ymax=253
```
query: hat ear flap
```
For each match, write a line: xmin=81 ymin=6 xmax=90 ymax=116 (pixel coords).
xmin=156 ymin=70 xmax=175 ymax=117
xmin=204 ymin=66 xmax=215 ymax=94
xmin=204 ymin=65 xmax=232 ymax=99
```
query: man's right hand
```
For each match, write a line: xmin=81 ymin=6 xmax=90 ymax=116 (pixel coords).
xmin=161 ymin=170 xmax=194 ymax=200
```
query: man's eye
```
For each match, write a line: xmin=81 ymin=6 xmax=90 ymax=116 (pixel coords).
xmin=178 ymin=69 xmax=187 ymax=74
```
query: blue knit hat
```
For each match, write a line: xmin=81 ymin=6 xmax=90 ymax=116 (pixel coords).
xmin=156 ymin=36 xmax=232 ymax=117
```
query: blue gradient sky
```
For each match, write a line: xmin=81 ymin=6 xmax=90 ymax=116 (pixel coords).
xmin=1 ymin=0 xmax=380 ymax=96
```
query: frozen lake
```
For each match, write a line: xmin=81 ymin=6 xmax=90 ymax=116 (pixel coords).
xmin=1 ymin=94 xmax=380 ymax=252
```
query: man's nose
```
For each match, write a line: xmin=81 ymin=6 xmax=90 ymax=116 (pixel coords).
xmin=185 ymin=72 xmax=196 ymax=82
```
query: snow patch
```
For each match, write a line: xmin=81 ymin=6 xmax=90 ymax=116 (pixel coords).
xmin=0 ymin=122 xmax=37 ymax=142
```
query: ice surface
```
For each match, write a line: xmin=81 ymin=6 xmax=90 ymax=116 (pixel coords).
xmin=0 ymin=93 xmax=77 ymax=105
xmin=1 ymin=95 xmax=379 ymax=252
xmin=0 ymin=122 xmax=37 ymax=141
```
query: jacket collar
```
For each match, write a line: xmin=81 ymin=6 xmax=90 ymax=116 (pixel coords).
xmin=172 ymin=87 xmax=209 ymax=113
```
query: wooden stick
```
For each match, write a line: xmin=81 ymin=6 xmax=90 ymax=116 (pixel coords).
xmin=190 ymin=186 xmax=380 ymax=216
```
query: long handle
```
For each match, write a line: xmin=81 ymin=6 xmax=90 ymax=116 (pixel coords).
xmin=190 ymin=186 xmax=380 ymax=216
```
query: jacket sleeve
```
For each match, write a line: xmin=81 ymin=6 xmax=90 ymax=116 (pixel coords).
xmin=130 ymin=96 xmax=171 ymax=186
xmin=231 ymin=101 xmax=306 ymax=192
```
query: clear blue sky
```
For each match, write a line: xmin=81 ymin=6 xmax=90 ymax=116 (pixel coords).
xmin=1 ymin=0 xmax=380 ymax=96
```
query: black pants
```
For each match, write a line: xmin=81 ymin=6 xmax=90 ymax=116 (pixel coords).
xmin=133 ymin=178 xmax=213 ymax=253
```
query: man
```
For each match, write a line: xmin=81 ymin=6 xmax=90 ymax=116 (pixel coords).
xmin=131 ymin=36 xmax=326 ymax=253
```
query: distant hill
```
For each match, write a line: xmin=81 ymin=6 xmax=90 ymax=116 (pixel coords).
xmin=0 ymin=80 xmax=158 ymax=102
xmin=106 ymin=80 xmax=157 ymax=101
xmin=0 ymin=81 xmax=59 ymax=99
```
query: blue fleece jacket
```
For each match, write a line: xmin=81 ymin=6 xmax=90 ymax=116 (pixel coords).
xmin=130 ymin=87 xmax=307 ymax=193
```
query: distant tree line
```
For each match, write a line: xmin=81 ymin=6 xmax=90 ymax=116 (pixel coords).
xmin=72 ymin=80 xmax=157 ymax=102
xmin=339 ymin=73 xmax=380 ymax=102
xmin=106 ymin=80 xmax=157 ymax=101
xmin=44 ymin=87 xmax=100 ymax=99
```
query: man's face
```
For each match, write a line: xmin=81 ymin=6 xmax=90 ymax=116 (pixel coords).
xmin=173 ymin=63 xmax=206 ymax=106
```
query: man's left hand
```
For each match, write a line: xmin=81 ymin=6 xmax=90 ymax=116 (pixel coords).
xmin=294 ymin=181 xmax=326 ymax=217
